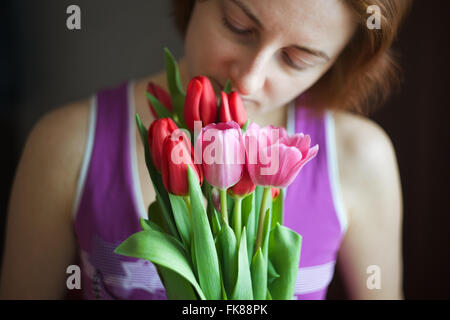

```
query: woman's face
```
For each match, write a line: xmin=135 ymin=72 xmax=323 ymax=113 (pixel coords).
xmin=184 ymin=0 xmax=357 ymax=113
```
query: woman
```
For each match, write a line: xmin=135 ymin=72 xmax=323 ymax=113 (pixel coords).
xmin=0 ymin=0 xmax=412 ymax=299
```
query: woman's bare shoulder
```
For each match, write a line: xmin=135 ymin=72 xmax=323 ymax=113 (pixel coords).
xmin=0 ymin=96 xmax=94 ymax=298
xmin=331 ymin=109 xmax=400 ymax=226
xmin=26 ymin=96 xmax=93 ymax=216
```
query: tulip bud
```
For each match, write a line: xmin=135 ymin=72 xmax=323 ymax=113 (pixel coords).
xmin=271 ymin=188 xmax=280 ymax=199
xmin=229 ymin=166 xmax=256 ymax=197
xmin=146 ymin=82 xmax=174 ymax=118
xmin=183 ymin=76 xmax=217 ymax=131
xmin=219 ymin=91 xmax=247 ymax=127
xmin=228 ymin=92 xmax=247 ymax=127
xmin=219 ymin=92 xmax=232 ymax=122
xmin=148 ymin=118 xmax=178 ymax=172
xmin=161 ymin=132 xmax=203 ymax=196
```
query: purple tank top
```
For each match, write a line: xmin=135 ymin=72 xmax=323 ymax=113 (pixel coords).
xmin=72 ymin=80 xmax=348 ymax=300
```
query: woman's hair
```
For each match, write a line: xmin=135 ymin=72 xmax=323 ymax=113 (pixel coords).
xmin=170 ymin=0 xmax=413 ymax=116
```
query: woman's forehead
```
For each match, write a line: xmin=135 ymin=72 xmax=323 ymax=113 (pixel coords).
xmin=223 ymin=0 xmax=357 ymax=54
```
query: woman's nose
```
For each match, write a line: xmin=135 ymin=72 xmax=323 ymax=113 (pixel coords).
xmin=228 ymin=50 xmax=269 ymax=96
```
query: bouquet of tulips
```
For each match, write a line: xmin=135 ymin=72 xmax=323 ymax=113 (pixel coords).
xmin=114 ymin=48 xmax=319 ymax=300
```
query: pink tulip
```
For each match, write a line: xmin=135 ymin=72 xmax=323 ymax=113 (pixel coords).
xmin=244 ymin=124 xmax=319 ymax=188
xmin=195 ymin=121 xmax=246 ymax=190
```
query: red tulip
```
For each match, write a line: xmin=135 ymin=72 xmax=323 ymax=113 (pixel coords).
xmin=219 ymin=91 xmax=247 ymax=127
xmin=146 ymin=82 xmax=174 ymax=118
xmin=161 ymin=132 xmax=203 ymax=196
xmin=229 ymin=165 xmax=256 ymax=197
xmin=271 ymin=188 xmax=280 ymax=199
xmin=148 ymin=118 xmax=178 ymax=172
xmin=183 ymin=76 xmax=218 ymax=132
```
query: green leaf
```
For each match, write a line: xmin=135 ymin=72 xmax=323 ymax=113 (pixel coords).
xmin=242 ymin=120 xmax=250 ymax=133
xmin=231 ymin=227 xmax=253 ymax=300
xmin=139 ymin=217 xmax=163 ymax=233
xmin=158 ymin=266 xmax=198 ymax=300
xmin=147 ymin=201 xmax=167 ymax=233
xmin=250 ymin=248 xmax=266 ymax=300
xmin=221 ymin=277 xmax=228 ymax=300
xmin=217 ymin=223 xmax=237 ymax=298
xmin=145 ymin=92 xmax=172 ymax=119
xmin=164 ymin=48 xmax=186 ymax=126
xmin=168 ymin=194 xmax=192 ymax=251
xmin=114 ymin=229 xmax=206 ymax=300
xmin=251 ymin=208 xmax=272 ymax=300
xmin=187 ymin=166 xmax=221 ymax=300
xmin=242 ymin=193 xmax=256 ymax=266
xmin=267 ymin=258 xmax=280 ymax=285
xmin=271 ymin=189 xmax=284 ymax=227
xmin=224 ymin=79 xmax=232 ymax=94
xmin=267 ymin=224 xmax=302 ymax=300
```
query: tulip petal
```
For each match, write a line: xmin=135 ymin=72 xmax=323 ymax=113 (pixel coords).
xmin=197 ymin=76 xmax=218 ymax=126
xmin=184 ymin=78 xmax=203 ymax=131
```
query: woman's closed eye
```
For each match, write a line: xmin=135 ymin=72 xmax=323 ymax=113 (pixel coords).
xmin=221 ymin=16 xmax=313 ymax=72
xmin=222 ymin=16 xmax=253 ymax=35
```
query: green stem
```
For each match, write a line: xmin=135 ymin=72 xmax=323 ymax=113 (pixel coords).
xmin=254 ymin=187 xmax=272 ymax=252
xmin=232 ymin=196 xmax=243 ymax=243
xmin=220 ymin=189 xmax=229 ymax=224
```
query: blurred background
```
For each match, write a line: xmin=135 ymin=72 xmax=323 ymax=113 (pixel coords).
xmin=1 ymin=0 xmax=449 ymax=299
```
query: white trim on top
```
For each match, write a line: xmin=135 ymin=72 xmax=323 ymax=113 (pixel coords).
xmin=324 ymin=111 xmax=349 ymax=234
xmin=286 ymin=99 xmax=296 ymax=136
xmin=282 ymin=99 xmax=297 ymax=202
xmin=72 ymin=95 xmax=97 ymax=221
xmin=294 ymin=260 xmax=336 ymax=296
xmin=128 ymin=80 xmax=149 ymax=220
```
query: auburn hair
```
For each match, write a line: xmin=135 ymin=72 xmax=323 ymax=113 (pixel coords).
xmin=170 ymin=0 xmax=413 ymax=116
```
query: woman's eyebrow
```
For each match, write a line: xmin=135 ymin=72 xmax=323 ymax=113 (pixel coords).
xmin=227 ymin=0 xmax=331 ymax=62
xmin=228 ymin=0 xmax=265 ymax=30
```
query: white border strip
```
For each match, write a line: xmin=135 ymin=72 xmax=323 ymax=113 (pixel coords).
xmin=286 ymin=99 xmax=296 ymax=136
xmin=72 ymin=95 xmax=97 ymax=221
xmin=128 ymin=80 xmax=148 ymax=219
xmin=324 ymin=111 xmax=348 ymax=234
xmin=282 ymin=100 xmax=296 ymax=201
xmin=294 ymin=260 xmax=336 ymax=295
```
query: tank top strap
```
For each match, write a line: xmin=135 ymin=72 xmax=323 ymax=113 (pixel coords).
xmin=74 ymin=80 xmax=143 ymax=251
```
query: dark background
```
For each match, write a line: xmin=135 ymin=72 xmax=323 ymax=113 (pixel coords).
xmin=1 ymin=0 xmax=449 ymax=299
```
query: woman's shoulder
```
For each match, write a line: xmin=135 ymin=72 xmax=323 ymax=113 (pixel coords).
xmin=332 ymin=109 xmax=396 ymax=166
xmin=331 ymin=109 xmax=401 ymax=227
xmin=26 ymin=96 xmax=93 ymax=218
xmin=31 ymin=96 xmax=92 ymax=160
